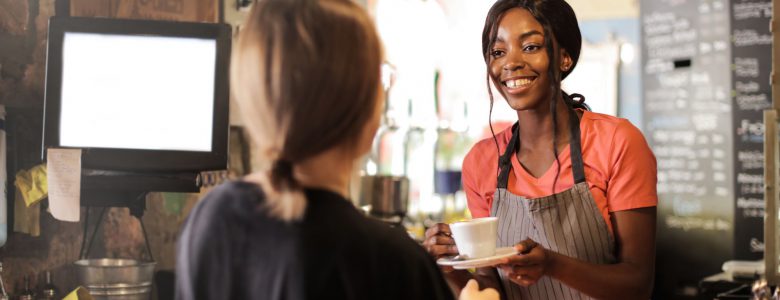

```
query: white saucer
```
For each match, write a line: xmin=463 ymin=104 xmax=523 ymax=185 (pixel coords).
xmin=437 ymin=247 xmax=518 ymax=269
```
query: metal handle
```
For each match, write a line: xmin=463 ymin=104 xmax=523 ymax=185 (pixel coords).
xmin=764 ymin=109 xmax=777 ymax=285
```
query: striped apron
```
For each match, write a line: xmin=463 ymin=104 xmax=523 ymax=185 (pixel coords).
xmin=490 ymin=107 xmax=616 ymax=300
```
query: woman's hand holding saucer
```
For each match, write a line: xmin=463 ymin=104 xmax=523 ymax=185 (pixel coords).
xmin=495 ymin=238 xmax=552 ymax=287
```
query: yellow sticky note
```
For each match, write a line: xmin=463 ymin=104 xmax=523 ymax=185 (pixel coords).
xmin=63 ymin=286 xmax=93 ymax=300
xmin=14 ymin=164 xmax=48 ymax=207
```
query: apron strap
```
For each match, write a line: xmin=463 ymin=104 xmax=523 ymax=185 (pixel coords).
xmin=567 ymin=104 xmax=586 ymax=184
xmin=496 ymin=123 xmax=519 ymax=189
xmin=495 ymin=100 xmax=586 ymax=188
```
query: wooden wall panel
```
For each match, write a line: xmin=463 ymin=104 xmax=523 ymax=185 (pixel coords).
xmin=71 ymin=0 xmax=217 ymax=22
xmin=69 ymin=0 xmax=112 ymax=17
xmin=0 ymin=0 xmax=30 ymax=35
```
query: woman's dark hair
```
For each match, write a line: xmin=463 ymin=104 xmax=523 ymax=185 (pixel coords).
xmin=481 ymin=0 xmax=588 ymax=194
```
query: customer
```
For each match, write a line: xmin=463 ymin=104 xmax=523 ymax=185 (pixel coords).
xmin=175 ymin=0 xmax=494 ymax=299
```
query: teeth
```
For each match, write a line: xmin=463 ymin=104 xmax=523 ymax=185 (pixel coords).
xmin=505 ymin=78 xmax=533 ymax=88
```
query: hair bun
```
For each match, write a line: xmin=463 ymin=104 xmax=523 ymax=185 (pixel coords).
xmin=569 ymin=93 xmax=586 ymax=104
xmin=271 ymin=159 xmax=297 ymax=188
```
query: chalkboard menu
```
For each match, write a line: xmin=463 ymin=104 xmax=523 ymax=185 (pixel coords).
xmin=641 ymin=0 xmax=734 ymax=296
xmin=731 ymin=0 xmax=771 ymax=260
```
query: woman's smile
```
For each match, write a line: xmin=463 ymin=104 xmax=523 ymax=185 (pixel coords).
xmin=501 ymin=76 xmax=537 ymax=95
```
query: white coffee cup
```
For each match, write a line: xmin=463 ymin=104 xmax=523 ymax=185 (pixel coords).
xmin=449 ymin=217 xmax=498 ymax=259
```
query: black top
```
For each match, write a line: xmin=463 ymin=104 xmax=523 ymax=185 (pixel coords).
xmin=175 ymin=181 xmax=455 ymax=300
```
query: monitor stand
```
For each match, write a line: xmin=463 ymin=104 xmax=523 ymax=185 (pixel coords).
xmin=77 ymin=169 xmax=202 ymax=262
xmin=80 ymin=169 xmax=200 ymax=207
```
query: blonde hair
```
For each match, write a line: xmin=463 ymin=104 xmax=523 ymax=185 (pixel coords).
xmin=231 ymin=0 xmax=383 ymax=221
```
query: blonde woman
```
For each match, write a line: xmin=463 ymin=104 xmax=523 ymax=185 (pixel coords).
xmin=175 ymin=0 xmax=496 ymax=299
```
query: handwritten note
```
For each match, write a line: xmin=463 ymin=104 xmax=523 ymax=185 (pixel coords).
xmin=47 ymin=148 xmax=82 ymax=222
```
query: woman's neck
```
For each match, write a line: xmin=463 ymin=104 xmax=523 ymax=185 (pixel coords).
xmin=293 ymin=147 xmax=354 ymax=199
xmin=516 ymin=95 xmax=571 ymax=151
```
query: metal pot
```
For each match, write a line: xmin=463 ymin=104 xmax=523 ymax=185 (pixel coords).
xmin=359 ymin=175 xmax=409 ymax=217
xmin=74 ymin=258 xmax=155 ymax=300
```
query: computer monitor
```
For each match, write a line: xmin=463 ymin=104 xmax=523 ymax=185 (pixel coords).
xmin=42 ymin=17 xmax=231 ymax=173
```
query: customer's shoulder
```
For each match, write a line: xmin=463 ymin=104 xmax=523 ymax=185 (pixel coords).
xmin=190 ymin=181 xmax=265 ymax=220
xmin=357 ymin=222 xmax=451 ymax=298
xmin=359 ymin=220 xmax=432 ymax=263
xmin=206 ymin=180 xmax=264 ymax=199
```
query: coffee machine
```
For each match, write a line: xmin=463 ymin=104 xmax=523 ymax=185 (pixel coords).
xmin=359 ymin=175 xmax=409 ymax=227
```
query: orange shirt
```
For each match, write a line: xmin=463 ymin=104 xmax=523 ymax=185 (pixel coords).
xmin=462 ymin=110 xmax=658 ymax=233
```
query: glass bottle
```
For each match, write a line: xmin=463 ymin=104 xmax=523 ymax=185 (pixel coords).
xmin=434 ymin=128 xmax=462 ymax=223
xmin=18 ymin=276 xmax=34 ymax=300
xmin=37 ymin=271 xmax=58 ymax=300
xmin=752 ymin=278 xmax=771 ymax=300
xmin=404 ymin=98 xmax=437 ymax=239
xmin=434 ymin=100 xmax=472 ymax=223
xmin=0 ymin=263 xmax=8 ymax=300
xmin=375 ymin=117 xmax=406 ymax=176
xmin=373 ymin=64 xmax=407 ymax=177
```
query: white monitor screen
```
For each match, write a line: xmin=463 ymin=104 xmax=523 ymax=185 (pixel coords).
xmin=59 ymin=32 xmax=216 ymax=152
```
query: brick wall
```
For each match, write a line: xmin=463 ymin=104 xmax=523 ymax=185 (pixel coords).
xmin=0 ymin=0 xmax=220 ymax=297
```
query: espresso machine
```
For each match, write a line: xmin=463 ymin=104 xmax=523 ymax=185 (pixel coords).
xmin=359 ymin=175 xmax=409 ymax=227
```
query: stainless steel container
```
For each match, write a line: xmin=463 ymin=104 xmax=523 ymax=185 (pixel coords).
xmin=74 ymin=258 xmax=155 ymax=300
xmin=360 ymin=175 xmax=409 ymax=217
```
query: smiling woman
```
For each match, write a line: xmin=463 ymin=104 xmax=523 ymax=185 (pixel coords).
xmin=423 ymin=1 xmax=658 ymax=300
xmin=489 ymin=13 xmax=553 ymax=111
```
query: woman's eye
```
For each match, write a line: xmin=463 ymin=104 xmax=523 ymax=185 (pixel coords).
xmin=523 ymin=45 xmax=540 ymax=52
xmin=491 ymin=50 xmax=504 ymax=57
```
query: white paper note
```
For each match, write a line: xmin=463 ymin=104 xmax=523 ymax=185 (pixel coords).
xmin=47 ymin=148 xmax=82 ymax=222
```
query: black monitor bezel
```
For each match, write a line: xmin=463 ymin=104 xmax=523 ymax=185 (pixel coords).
xmin=42 ymin=17 xmax=231 ymax=172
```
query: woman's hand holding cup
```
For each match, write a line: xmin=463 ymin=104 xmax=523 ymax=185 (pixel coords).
xmin=423 ymin=223 xmax=459 ymax=272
